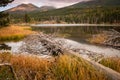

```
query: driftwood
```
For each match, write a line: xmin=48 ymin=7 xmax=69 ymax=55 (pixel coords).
xmin=0 ymin=63 xmax=18 ymax=80
xmin=71 ymin=48 xmax=104 ymax=62
xmin=19 ymin=33 xmax=64 ymax=56
xmin=104 ymin=29 xmax=120 ymax=49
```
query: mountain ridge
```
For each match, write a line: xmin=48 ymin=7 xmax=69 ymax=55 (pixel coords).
xmin=69 ymin=0 xmax=120 ymax=8
xmin=6 ymin=3 xmax=56 ymax=13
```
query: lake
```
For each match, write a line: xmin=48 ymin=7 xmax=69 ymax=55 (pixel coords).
xmin=31 ymin=24 xmax=120 ymax=43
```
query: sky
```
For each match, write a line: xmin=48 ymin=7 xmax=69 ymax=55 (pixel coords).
xmin=0 ymin=0 xmax=88 ymax=11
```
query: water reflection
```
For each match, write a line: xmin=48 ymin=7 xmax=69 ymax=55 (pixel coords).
xmin=31 ymin=26 xmax=120 ymax=43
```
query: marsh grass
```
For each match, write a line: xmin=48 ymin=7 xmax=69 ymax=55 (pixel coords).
xmin=0 ymin=53 xmax=108 ymax=80
xmin=88 ymin=33 xmax=108 ymax=44
xmin=100 ymin=57 xmax=120 ymax=73
xmin=0 ymin=25 xmax=35 ymax=42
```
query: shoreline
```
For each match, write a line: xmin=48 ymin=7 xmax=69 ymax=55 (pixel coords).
xmin=1 ymin=36 xmax=120 ymax=58
xmin=31 ymin=24 xmax=120 ymax=27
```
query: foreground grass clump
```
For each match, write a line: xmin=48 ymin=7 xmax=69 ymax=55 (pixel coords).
xmin=52 ymin=55 xmax=107 ymax=80
xmin=0 ymin=25 xmax=35 ymax=42
xmin=100 ymin=57 xmax=120 ymax=73
xmin=0 ymin=53 xmax=107 ymax=80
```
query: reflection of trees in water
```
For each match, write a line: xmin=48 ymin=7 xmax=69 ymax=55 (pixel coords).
xmin=32 ymin=26 xmax=119 ymax=42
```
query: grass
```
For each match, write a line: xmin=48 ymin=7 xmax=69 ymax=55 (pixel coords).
xmin=51 ymin=55 xmax=107 ymax=80
xmin=0 ymin=53 xmax=51 ymax=80
xmin=88 ymin=33 xmax=108 ymax=44
xmin=0 ymin=53 xmax=108 ymax=80
xmin=100 ymin=57 xmax=120 ymax=73
xmin=0 ymin=25 xmax=35 ymax=42
xmin=0 ymin=65 xmax=15 ymax=80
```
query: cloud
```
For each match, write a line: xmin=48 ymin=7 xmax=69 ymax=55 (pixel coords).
xmin=11 ymin=0 xmax=86 ymax=7
xmin=50 ymin=0 xmax=84 ymax=3
xmin=5 ymin=0 xmax=81 ymax=8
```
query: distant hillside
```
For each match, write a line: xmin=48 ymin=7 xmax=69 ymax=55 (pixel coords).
xmin=6 ymin=3 xmax=56 ymax=13
xmin=8 ymin=0 xmax=120 ymax=24
xmin=70 ymin=0 xmax=120 ymax=8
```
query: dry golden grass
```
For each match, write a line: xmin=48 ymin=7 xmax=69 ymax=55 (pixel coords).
xmin=0 ymin=53 xmax=52 ymax=80
xmin=88 ymin=33 xmax=108 ymax=44
xmin=0 ymin=53 xmax=108 ymax=80
xmin=51 ymin=55 xmax=107 ymax=80
xmin=100 ymin=57 xmax=120 ymax=73
xmin=0 ymin=25 xmax=35 ymax=42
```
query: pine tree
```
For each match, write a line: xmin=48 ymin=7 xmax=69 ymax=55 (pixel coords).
xmin=0 ymin=0 xmax=14 ymax=27
xmin=24 ymin=13 xmax=31 ymax=23
xmin=0 ymin=0 xmax=14 ymax=7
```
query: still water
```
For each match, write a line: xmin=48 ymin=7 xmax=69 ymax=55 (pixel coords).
xmin=31 ymin=25 xmax=120 ymax=43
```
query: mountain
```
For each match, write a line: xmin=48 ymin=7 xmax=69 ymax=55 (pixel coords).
xmin=6 ymin=3 xmax=39 ymax=12
xmin=69 ymin=0 xmax=120 ymax=8
xmin=6 ymin=3 xmax=55 ymax=13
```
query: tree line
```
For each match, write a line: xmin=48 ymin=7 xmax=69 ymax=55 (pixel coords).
xmin=8 ymin=7 xmax=120 ymax=24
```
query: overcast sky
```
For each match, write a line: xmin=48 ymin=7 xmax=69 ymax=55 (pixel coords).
xmin=0 ymin=0 xmax=89 ymax=11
